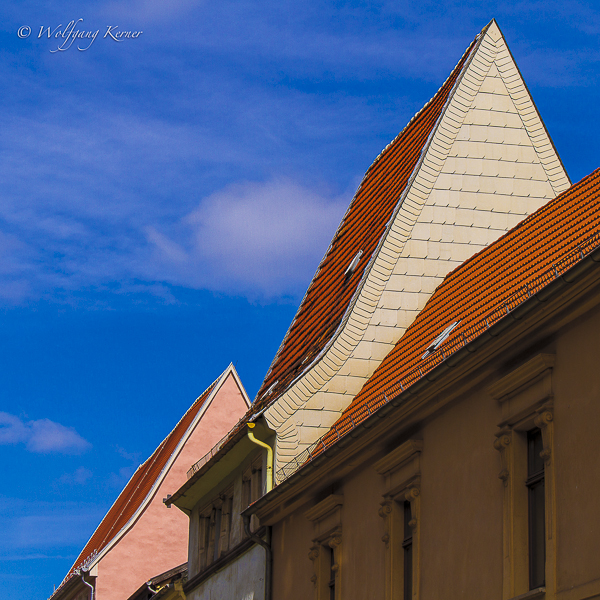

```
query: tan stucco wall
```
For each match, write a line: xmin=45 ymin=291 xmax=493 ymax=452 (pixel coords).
xmin=270 ymin=290 xmax=600 ymax=600
xmin=271 ymin=500 xmax=318 ymax=600
xmin=419 ymin=379 xmax=503 ymax=599
xmin=95 ymin=373 xmax=248 ymax=600
xmin=553 ymin=307 xmax=600 ymax=592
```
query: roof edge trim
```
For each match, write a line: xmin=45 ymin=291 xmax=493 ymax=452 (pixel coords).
xmin=263 ymin=26 xmax=485 ymax=405
xmin=254 ymin=28 xmax=487 ymax=404
xmin=69 ymin=364 xmax=240 ymax=577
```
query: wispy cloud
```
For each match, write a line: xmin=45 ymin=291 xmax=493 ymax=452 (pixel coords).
xmin=0 ymin=496 xmax=106 ymax=555
xmin=0 ymin=412 xmax=91 ymax=454
xmin=107 ymin=445 xmax=141 ymax=488
xmin=145 ymin=178 xmax=348 ymax=298
xmin=57 ymin=467 xmax=93 ymax=486
xmin=0 ymin=0 xmax=598 ymax=310
xmin=0 ymin=554 xmax=76 ymax=562
xmin=101 ymin=0 xmax=204 ymax=23
xmin=108 ymin=465 xmax=137 ymax=489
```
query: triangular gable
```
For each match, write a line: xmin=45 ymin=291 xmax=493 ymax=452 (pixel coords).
xmin=253 ymin=20 xmax=570 ymax=477
xmin=57 ymin=364 xmax=250 ymax=590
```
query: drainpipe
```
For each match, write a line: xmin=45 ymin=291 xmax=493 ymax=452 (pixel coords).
xmin=79 ymin=571 xmax=94 ymax=600
xmin=243 ymin=515 xmax=272 ymax=600
xmin=246 ymin=423 xmax=273 ymax=493
xmin=246 ymin=423 xmax=273 ymax=600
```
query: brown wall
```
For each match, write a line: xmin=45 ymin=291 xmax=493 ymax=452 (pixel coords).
xmin=270 ymin=293 xmax=600 ymax=600
xmin=554 ymin=307 xmax=600 ymax=592
xmin=420 ymin=385 xmax=503 ymax=600
xmin=272 ymin=501 xmax=316 ymax=600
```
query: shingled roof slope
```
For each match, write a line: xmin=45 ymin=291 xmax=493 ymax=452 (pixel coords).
xmin=62 ymin=375 xmax=220 ymax=584
xmin=253 ymin=35 xmax=480 ymax=409
xmin=309 ymin=169 xmax=600 ymax=455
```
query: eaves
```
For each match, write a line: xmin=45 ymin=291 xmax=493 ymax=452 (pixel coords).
xmin=169 ymin=419 xmax=274 ymax=513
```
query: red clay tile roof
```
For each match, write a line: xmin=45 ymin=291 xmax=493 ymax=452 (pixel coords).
xmin=306 ymin=168 xmax=600 ymax=459
xmin=253 ymin=34 xmax=481 ymax=409
xmin=59 ymin=377 xmax=219 ymax=587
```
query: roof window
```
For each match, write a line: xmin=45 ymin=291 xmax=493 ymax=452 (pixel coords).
xmin=345 ymin=250 xmax=363 ymax=278
xmin=421 ymin=321 xmax=460 ymax=359
xmin=263 ymin=380 xmax=279 ymax=398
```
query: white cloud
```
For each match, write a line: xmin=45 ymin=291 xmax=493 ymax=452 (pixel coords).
xmin=0 ymin=496 xmax=107 ymax=554
xmin=0 ymin=412 xmax=91 ymax=455
xmin=57 ymin=467 xmax=93 ymax=486
xmin=0 ymin=554 xmax=75 ymax=561
xmin=145 ymin=178 xmax=348 ymax=298
xmin=101 ymin=0 xmax=203 ymax=23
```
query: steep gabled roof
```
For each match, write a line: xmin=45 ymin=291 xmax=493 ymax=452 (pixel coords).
xmin=59 ymin=364 xmax=247 ymax=588
xmin=253 ymin=34 xmax=480 ymax=409
xmin=294 ymin=169 xmax=600 ymax=465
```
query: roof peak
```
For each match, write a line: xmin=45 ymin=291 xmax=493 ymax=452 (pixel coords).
xmin=57 ymin=361 xmax=248 ymax=593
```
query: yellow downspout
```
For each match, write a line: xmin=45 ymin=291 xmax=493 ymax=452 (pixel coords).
xmin=247 ymin=423 xmax=273 ymax=493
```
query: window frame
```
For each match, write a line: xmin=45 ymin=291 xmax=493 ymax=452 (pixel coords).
xmin=306 ymin=495 xmax=343 ymax=600
xmin=375 ymin=439 xmax=422 ymax=600
xmin=490 ymin=354 xmax=556 ymax=600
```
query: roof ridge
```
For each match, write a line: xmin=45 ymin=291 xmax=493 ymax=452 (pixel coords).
xmin=254 ymin=29 xmax=482 ymax=407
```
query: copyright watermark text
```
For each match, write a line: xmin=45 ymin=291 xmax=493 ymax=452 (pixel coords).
xmin=17 ymin=19 xmax=143 ymax=52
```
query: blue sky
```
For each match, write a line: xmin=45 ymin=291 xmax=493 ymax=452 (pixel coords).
xmin=1 ymin=1 xmax=599 ymax=598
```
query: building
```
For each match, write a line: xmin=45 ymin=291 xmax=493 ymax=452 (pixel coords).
xmin=247 ymin=167 xmax=600 ymax=600
xmin=50 ymin=364 xmax=250 ymax=600
xmin=166 ymin=19 xmax=595 ymax=600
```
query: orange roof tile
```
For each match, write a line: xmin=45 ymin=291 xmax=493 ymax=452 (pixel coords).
xmin=301 ymin=168 xmax=600 ymax=463
xmin=253 ymin=34 xmax=480 ymax=408
xmin=58 ymin=377 xmax=218 ymax=587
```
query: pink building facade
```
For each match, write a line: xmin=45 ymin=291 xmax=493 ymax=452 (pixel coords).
xmin=50 ymin=364 xmax=250 ymax=600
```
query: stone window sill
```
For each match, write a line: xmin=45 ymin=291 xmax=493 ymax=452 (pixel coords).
xmin=509 ymin=587 xmax=545 ymax=600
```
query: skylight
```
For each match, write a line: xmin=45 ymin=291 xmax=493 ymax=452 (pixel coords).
xmin=421 ymin=321 xmax=460 ymax=359
xmin=263 ymin=380 xmax=279 ymax=398
xmin=345 ymin=250 xmax=363 ymax=278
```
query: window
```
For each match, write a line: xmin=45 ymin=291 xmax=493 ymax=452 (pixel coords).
xmin=198 ymin=513 xmax=210 ymax=571
xmin=196 ymin=486 xmax=235 ymax=571
xmin=527 ymin=429 xmax=545 ymax=590
xmin=328 ymin=546 xmax=336 ymax=600
xmin=212 ymin=507 xmax=222 ymax=562
xmin=242 ymin=454 xmax=264 ymax=534
xmin=221 ymin=493 xmax=233 ymax=555
xmin=375 ymin=439 xmax=422 ymax=600
xmin=402 ymin=501 xmax=413 ymax=600
xmin=306 ymin=494 xmax=343 ymax=600
xmin=490 ymin=354 xmax=556 ymax=599
xmin=308 ymin=534 xmax=341 ymax=600
xmin=242 ymin=474 xmax=252 ymax=510
xmin=251 ymin=463 xmax=263 ymax=502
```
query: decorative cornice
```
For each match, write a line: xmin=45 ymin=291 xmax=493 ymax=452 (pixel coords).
xmin=305 ymin=494 xmax=344 ymax=523
xmin=488 ymin=354 xmax=555 ymax=402
xmin=374 ymin=440 xmax=423 ymax=476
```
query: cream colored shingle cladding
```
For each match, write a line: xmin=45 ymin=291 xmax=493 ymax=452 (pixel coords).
xmin=264 ymin=21 xmax=570 ymax=477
